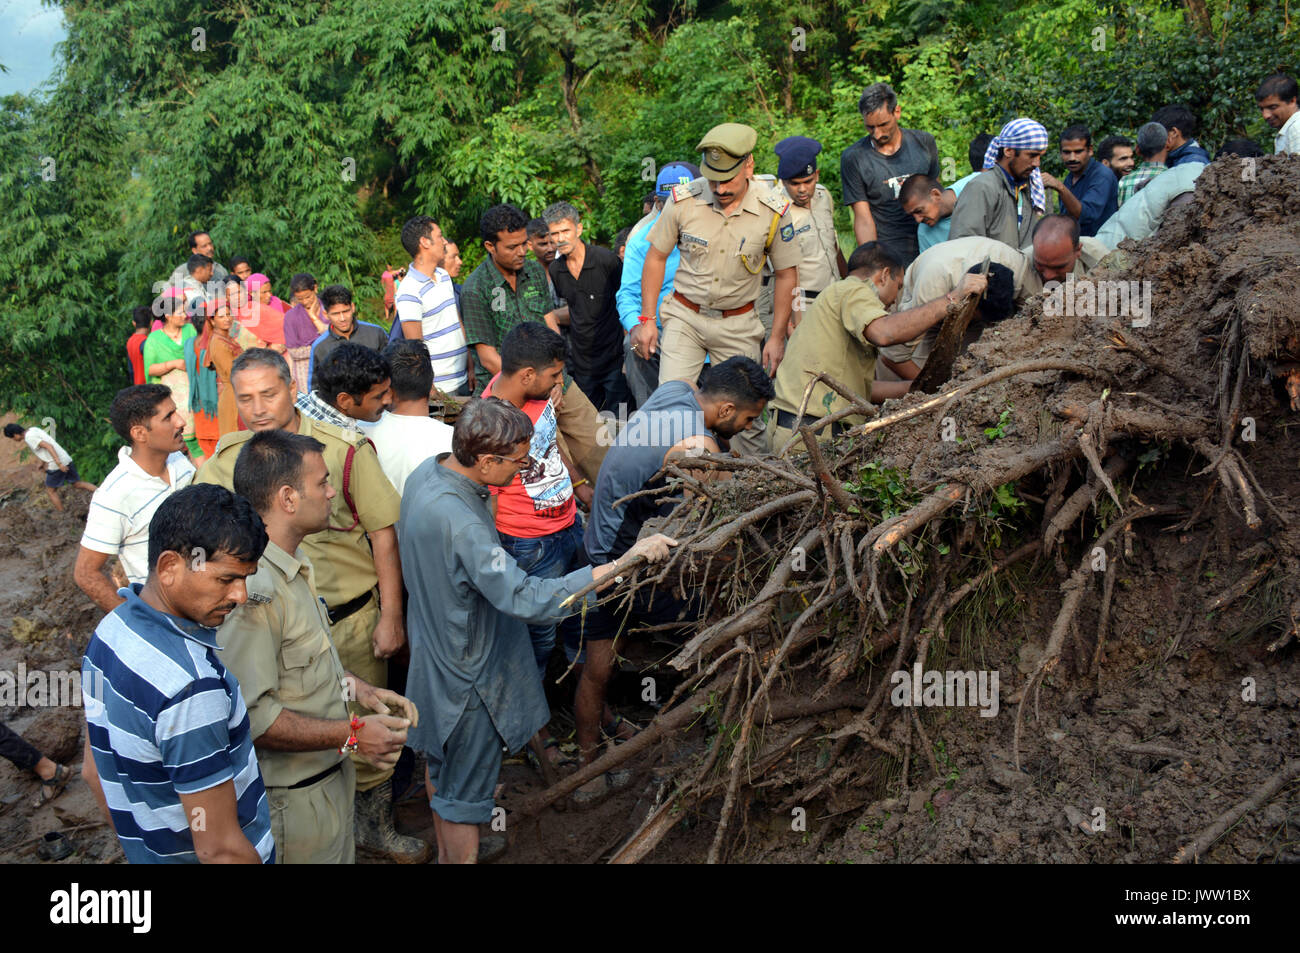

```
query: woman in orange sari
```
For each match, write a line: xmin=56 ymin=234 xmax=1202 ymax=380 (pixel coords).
xmin=204 ymin=300 xmax=244 ymax=438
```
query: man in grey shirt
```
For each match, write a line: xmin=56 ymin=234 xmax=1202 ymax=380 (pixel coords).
xmin=575 ymin=357 xmax=773 ymax=803
xmin=840 ymin=82 xmax=940 ymax=266
xmin=950 ymin=118 xmax=1073 ymax=250
xmin=166 ymin=229 xmax=228 ymax=289
xmin=399 ymin=397 xmax=674 ymax=863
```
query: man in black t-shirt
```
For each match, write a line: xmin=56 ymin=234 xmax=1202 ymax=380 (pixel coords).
xmin=544 ymin=201 xmax=632 ymax=414
xmin=840 ymin=82 xmax=940 ymax=267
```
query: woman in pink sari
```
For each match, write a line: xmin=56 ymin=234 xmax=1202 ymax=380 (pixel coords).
xmin=241 ymin=273 xmax=288 ymax=353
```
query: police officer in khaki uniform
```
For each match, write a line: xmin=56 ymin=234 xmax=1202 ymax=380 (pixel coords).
xmin=635 ymin=122 xmax=800 ymax=392
xmin=195 ymin=349 xmax=428 ymax=863
xmin=218 ymin=430 xmax=418 ymax=864
xmin=756 ymin=136 xmax=849 ymax=335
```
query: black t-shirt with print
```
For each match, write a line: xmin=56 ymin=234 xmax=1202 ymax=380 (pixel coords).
xmin=840 ymin=129 xmax=940 ymax=266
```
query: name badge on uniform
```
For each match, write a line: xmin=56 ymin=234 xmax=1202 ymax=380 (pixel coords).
xmin=681 ymin=233 xmax=708 ymax=248
xmin=794 ymin=224 xmax=812 ymax=236
xmin=779 ymin=224 xmax=795 ymax=242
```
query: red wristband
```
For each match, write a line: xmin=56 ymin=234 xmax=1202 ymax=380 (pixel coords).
xmin=339 ymin=715 xmax=363 ymax=755
xmin=638 ymin=314 xmax=654 ymax=324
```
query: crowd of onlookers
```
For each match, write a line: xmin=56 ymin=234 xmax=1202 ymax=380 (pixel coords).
xmin=4 ymin=70 xmax=1293 ymax=867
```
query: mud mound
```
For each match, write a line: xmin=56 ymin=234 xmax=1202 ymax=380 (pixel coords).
xmin=514 ymin=154 xmax=1300 ymax=865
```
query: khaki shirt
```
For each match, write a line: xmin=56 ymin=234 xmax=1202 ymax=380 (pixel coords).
xmin=772 ymin=276 xmax=888 ymax=424
xmin=889 ymin=236 xmax=1028 ymax=367
xmin=195 ymin=412 xmax=401 ymax=607
xmin=216 ymin=542 xmax=350 ymax=788
xmin=785 ymin=182 xmax=841 ymax=293
xmin=647 ymin=176 xmax=801 ymax=310
xmin=1016 ymin=236 xmax=1110 ymax=297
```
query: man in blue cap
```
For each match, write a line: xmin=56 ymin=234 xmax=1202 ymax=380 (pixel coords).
xmin=756 ymin=136 xmax=847 ymax=335
xmin=616 ymin=161 xmax=699 ymax=407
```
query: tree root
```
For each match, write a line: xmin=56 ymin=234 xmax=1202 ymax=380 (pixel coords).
xmin=1013 ymin=504 xmax=1182 ymax=770
xmin=1172 ymin=760 xmax=1300 ymax=863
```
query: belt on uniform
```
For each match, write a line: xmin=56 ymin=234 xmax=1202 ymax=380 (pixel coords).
xmin=759 ymin=279 xmax=816 ymax=297
xmin=327 ymin=590 xmax=374 ymax=626
xmin=286 ymin=760 xmax=343 ymax=791
xmin=672 ymin=291 xmax=755 ymax=318
xmin=774 ymin=408 xmax=850 ymax=436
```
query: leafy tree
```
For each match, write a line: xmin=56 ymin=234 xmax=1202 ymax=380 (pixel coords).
xmin=1 ymin=0 xmax=1291 ymax=477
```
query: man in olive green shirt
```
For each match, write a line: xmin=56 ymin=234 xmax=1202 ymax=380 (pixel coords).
xmin=768 ymin=242 xmax=988 ymax=451
xmin=218 ymin=430 xmax=420 ymax=863
xmin=195 ymin=349 xmax=425 ymax=862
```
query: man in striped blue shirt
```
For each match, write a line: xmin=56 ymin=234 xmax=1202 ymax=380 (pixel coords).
xmin=81 ymin=483 xmax=275 ymax=864
xmin=394 ymin=216 xmax=470 ymax=395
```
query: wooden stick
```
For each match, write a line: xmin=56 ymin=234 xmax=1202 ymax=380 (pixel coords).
xmin=800 ymin=426 xmax=857 ymax=512
xmin=911 ymin=292 xmax=982 ymax=394
xmin=1172 ymin=760 xmax=1300 ymax=863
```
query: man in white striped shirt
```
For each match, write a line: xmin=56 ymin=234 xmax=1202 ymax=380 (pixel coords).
xmin=75 ymin=385 xmax=195 ymax=612
xmin=395 ymin=215 xmax=471 ymax=395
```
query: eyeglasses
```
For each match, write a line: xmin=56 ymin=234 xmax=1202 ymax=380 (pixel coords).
xmin=494 ymin=452 xmax=534 ymax=467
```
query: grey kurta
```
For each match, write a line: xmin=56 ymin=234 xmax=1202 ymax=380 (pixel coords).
xmin=399 ymin=454 xmax=596 ymax=755
xmin=949 ymin=167 xmax=1044 ymax=250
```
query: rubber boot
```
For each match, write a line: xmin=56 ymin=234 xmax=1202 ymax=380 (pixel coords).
xmin=354 ymin=780 xmax=432 ymax=864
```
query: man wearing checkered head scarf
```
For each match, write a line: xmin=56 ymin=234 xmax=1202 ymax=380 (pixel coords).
xmin=950 ymin=118 xmax=1073 ymax=250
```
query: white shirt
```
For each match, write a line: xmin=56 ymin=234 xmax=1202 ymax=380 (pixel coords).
xmin=1276 ymin=110 xmax=1300 ymax=156
xmin=167 ymin=260 xmax=227 ymax=289
xmin=394 ymin=264 xmax=468 ymax=391
xmin=361 ymin=411 xmax=453 ymax=498
xmin=23 ymin=427 xmax=71 ymax=470
xmin=80 ymin=447 xmax=196 ymax=584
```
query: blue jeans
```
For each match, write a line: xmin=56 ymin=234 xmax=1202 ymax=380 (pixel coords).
xmin=498 ymin=518 xmax=588 ymax=681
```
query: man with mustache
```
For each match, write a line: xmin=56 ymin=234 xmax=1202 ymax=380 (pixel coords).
xmin=194 ymin=348 xmax=428 ymax=862
xmin=81 ymin=484 xmax=275 ymax=863
xmin=1057 ymin=124 xmax=1119 ymax=237
xmin=638 ymin=123 xmax=800 ymax=453
xmin=951 ymin=117 xmax=1072 ymax=250
xmin=75 ymin=384 xmax=196 ymax=612
xmin=218 ymin=430 xmax=419 ymax=863
xmin=1257 ymin=72 xmax=1300 ymax=155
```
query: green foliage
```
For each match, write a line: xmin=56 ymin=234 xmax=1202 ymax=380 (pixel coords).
xmin=984 ymin=407 xmax=1013 ymax=441
xmin=844 ymin=461 xmax=919 ymax=518
xmin=2 ymin=0 xmax=1290 ymax=476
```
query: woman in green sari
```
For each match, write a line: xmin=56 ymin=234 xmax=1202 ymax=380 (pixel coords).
xmin=143 ymin=289 xmax=199 ymax=457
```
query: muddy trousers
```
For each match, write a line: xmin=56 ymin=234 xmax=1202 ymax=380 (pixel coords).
xmin=0 ymin=723 xmax=41 ymax=771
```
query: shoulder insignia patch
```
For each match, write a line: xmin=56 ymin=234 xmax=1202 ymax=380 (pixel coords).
xmin=307 ymin=416 xmax=364 ymax=446
xmin=671 ymin=180 xmax=703 ymax=203
xmin=758 ymin=188 xmax=791 ymax=216
xmin=779 ymin=224 xmax=795 ymax=242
